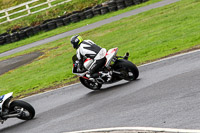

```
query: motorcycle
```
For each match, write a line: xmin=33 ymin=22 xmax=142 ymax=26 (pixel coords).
xmin=72 ymin=47 xmax=139 ymax=90
xmin=0 ymin=92 xmax=35 ymax=124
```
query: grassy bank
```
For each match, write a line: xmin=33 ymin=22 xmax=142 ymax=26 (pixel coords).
xmin=0 ymin=0 xmax=161 ymax=54
xmin=0 ymin=0 xmax=200 ymax=98
xmin=0 ymin=0 xmax=107 ymax=34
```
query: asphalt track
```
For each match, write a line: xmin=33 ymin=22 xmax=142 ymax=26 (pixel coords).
xmin=0 ymin=0 xmax=179 ymax=58
xmin=1 ymin=49 xmax=200 ymax=133
xmin=3 ymin=0 xmax=199 ymax=133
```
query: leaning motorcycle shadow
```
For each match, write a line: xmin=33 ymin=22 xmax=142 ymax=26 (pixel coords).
xmin=86 ymin=79 xmax=140 ymax=96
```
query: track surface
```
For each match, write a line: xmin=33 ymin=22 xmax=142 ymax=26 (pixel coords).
xmin=0 ymin=0 xmax=179 ymax=58
xmin=2 ymin=0 xmax=196 ymax=133
xmin=1 ymin=49 xmax=200 ymax=133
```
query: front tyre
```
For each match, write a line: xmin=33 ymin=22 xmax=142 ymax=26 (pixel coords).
xmin=79 ymin=77 xmax=102 ymax=90
xmin=9 ymin=100 xmax=35 ymax=120
xmin=114 ymin=59 xmax=139 ymax=81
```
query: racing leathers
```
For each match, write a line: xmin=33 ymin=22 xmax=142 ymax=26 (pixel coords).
xmin=76 ymin=40 xmax=107 ymax=78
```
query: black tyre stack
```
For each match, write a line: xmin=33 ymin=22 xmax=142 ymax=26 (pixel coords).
xmin=0 ymin=33 xmax=7 ymax=45
xmin=93 ymin=8 xmax=101 ymax=16
xmin=33 ymin=25 xmax=41 ymax=34
xmin=92 ymin=4 xmax=102 ymax=16
xmin=116 ymin=0 xmax=126 ymax=10
xmin=5 ymin=35 xmax=12 ymax=44
xmin=84 ymin=9 xmax=94 ymax=19
xmin=10 ymin=32 xmax=20 ymax=43
xmin=47 ymin=20 xmax=57 ymax=31
xmin=63 ymin=17 xmax=71 ymax=25
xmin=55 ymin=19 xmax=64 ymax=27
xmin=100 ymin=6 xmax=109 ymax=15
xmin=124 ymin=0 xmax=134 ymax=7
xmin=25 ymin=27 xmax=34 ymax=37
xmin=40 ymin=23 xmax=48 ymax=31
xmin=18 ymin=27 xmax=29 ymax=40
xmin=18 ymin=30 xmax=27 ymax=40
xmin=0 ymin=36 xmax=6 ymax=45
xmin=107 ymin=1 xmax=118 ymax=12
xmin=133 ymin=0 xmax=141 ymax=4
xmin=70 ymin=13 xmax=80 ymax=23
xmin=79 ymin=12 xmax=86 ymax=20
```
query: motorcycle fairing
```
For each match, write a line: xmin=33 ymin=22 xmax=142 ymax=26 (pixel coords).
xmin=105 ymin=47 xmax=118 ymax=68
xmin=0 ymin=92 xmax=13 ymax=114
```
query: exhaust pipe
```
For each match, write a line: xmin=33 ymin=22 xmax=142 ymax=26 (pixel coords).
xmin=123 ymin=52 xmax=129 ymax=60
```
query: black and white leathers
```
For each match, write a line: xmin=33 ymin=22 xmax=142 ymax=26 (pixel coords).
xmin=76 ymin=40 xmax=107 ymax=74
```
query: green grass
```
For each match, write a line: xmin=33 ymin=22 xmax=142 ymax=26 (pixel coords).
xmin=0 ymin=0 xmax=32 ymax=10
xmin=0 ymin=0 xmax=200 ymax=98
xmin=0 ymin=0 xmax=161 ymax=54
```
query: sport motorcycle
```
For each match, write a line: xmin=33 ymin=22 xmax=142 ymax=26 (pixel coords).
xmin=72 ymin=47 xmax=139 ymax=90
xmin=0 ymin=92 xmax=35 ymax=124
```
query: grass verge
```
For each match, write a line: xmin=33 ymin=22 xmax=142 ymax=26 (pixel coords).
xmin=0 ymin=0 xmax=161 ymax=54
xmin=0 ymin=0 xmax=200 ymax=98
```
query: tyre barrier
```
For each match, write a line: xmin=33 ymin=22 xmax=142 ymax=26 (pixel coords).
xmin=100 ymin=6 xmax=110 ymax=15
xmin=133 ymin=0 xmax=141 ymax=4
xmin=24 ymin=27 xmax=34 ymax=37
xmin=47 ymin=20 xmax=57 ymax=31
xmin=40 ymin=23 xmax=48 ymax=31
xmin=124 ymin=0 xmax=134 ymax=7
xmin=18 ymin=30 xmax=27 ymax=40
xmin=93 ymin=8 xmax=102 ymax=16
xmin=10 ymin=32 xmax=20 ymax=43
xmin=0 ymin=33 xmax=8 ymax=38
xmin=70 ymin=13 xmax=80 ymax=23
xmin=84 ymin=9 xmax=94 ymax=19
xmin=33 ymin=25 xmax=41 ymax=34
xmin=0 ymin=36 xmax=6 ymax=45
xmin=107 ymin=1 xmax=118 ymax=12
xmin=116 ymin=0 xmax=126 ymax=10
xmin=5 ymin=35 xmax=12 ymax=44
xmin=0 ymin=0 xmax=149 ymax=46
xmin=63 ymin=17 xmax=71 ymax=25
xmin=79 ymin=12 xmax=86 ymax=20
xmin=56 ymin=19 xmax=64 ymax=27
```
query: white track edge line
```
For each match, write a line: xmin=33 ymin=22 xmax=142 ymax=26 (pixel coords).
xmin=63 ymin=127 xmax=200 ymax=133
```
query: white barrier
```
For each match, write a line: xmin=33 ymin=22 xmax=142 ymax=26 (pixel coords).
xmin=0 ymin=0 xmax=72 ymax=25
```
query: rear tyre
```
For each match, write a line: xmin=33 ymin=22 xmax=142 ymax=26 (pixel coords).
xmin=114 ymin=59 xmax=139 ymax=81
xmin=9 ymin=100 xmax=35 ymax=120
xmin=79 ymin=77 xmax=102 ymax=90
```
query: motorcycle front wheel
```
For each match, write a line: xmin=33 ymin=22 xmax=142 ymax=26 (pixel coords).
xmin=79 ymin=77 xmax=102 ymax=90
xmin=9 ymin=100 xmax=35 ymax=120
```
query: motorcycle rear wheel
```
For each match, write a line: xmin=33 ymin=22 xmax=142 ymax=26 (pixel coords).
xmin=79 ymin=77 xmax=102 ymax=90
xmin=9 ymin=100 xmax=35 ymax=120
xmin=114 ymin=59 xmax=139 ymax=81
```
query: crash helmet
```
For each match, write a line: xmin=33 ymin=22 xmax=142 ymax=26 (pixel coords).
xmin=70 ymin=35 xmax=83 ymax=49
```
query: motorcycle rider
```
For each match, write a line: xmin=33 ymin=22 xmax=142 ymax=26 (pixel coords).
xmin=70 ymin=35 xmax=111 ymax=82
